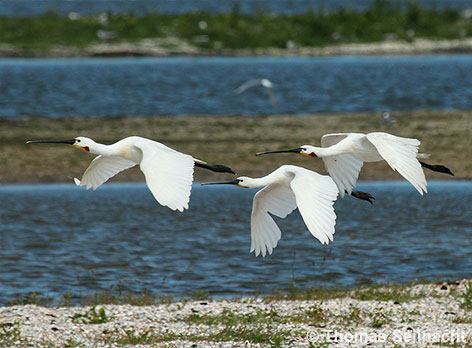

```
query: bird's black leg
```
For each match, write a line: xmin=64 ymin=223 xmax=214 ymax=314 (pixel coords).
xmin=349 ymin=190 xmax=375 ymax=204
xmin=419 ymin=160 xmax=454 ymax=176
xmin=195 ymin=162 xmax=235 ymax=175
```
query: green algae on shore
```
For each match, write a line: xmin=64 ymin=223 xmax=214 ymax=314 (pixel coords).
xmin=1 ymin=1 xmax=472 ymax=57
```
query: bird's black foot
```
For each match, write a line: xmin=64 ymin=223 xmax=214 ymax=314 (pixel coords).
xmin=349 ymin=190 xmax=375 ymax=204
xmin=195 ymin=162 xmax=235 ymax=174
xmin=419 ymin=160 xmax=454 ymax=176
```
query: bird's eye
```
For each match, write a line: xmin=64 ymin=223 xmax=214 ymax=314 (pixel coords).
xmin=77 ymin=139 xmax=80 ymax=143
xmin=302 ymin=148 xmax=306 ymax=152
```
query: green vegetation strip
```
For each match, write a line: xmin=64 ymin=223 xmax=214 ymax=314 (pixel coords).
xmin=1 ymin=0 xmax=472 ymax=53
xmin=5 ymin=279 xmax=456 ymax=307
xmin=1 ymin=110 xmax=470 ymax=184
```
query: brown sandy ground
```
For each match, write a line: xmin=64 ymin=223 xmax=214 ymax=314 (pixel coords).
xmin=0 ymin=110 xmax=470 ymax=184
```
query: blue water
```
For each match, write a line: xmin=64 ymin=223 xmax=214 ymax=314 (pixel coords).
xmin=1 ymin=55 xmax=472 ymax=118
xmin=0 ymin=0 xmax=470 ymax=16
xmin=0 ymin=181 xmax=470 ymax=304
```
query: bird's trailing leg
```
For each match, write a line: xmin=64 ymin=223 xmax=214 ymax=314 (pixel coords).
xmin=419 ymin=160 xmax=454 ymax=176
xmin=194 ymin=162 xmax=235 ymax=174
xmin=349 ymin=190 xmax=375 ymax=204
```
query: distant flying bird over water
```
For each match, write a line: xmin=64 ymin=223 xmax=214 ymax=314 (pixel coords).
xmin=381 ymin=112 xmax=397 ymax=126
xmin=235 ymin=78 xmax=277 ymax=106
xmin=202 ymin=165 xmax=338 ymax=257
xmin=256 ymin=132 xmax=454 ymax=198
xmin=27 ymin=136 xmax=234 ymax=212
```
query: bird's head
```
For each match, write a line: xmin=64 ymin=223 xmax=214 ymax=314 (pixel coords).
xmin=201 ymin=176 xmax=252 ymax=189
xmin=299 ymin=145 xmax=318 ymax=158
xmin=71 ymin=137 xmax=95 ymax=152
xmin=256 ymin=145 xmax=317 ymax=158
xmin=261 ymin=79 xmax=274 ymax=88
xmin=26 ymin=136 xmax=95 ymax=153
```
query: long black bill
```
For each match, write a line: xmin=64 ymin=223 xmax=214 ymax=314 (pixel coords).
xmin=419 ymin=160 xmax=454 ymax=176
xmin=26 ymin=139 xmax=76 ymax=145
xmin=256 ymin=148 xmax=302 ymax=156
xmin=201 ymin=179 xmax=241 ymax=186
xmin=194 ymin=162 xmax=235 ymax=175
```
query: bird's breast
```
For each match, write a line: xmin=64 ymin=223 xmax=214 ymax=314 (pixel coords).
xmin=121 ymin=146 xmax=142 ymax=163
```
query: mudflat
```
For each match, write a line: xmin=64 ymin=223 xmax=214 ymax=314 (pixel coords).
xmin=1 ymin=110 xmax=470 ymax=184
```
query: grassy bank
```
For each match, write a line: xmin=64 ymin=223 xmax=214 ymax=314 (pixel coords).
xmin=0 ymin=110 xmax=470 ymax=184
xmin=1 ymin=1 xmax=472 ymax=56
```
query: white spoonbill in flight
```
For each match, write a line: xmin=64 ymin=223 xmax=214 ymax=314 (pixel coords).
xmin=202 ymin=165 xmax=338 ymax=257
xmin=235 ymin=78 xmax=277 ymax=107
xmin=27 ymin=136 xmax=235 ymax=212
xmin=257 ymin=132 xmax=454 ymax=197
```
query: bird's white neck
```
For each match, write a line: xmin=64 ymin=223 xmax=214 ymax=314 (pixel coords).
xmin=305 ymin=145 xmax=342 ymax=158
xmin=240 ymin=176 xmax=273 ymax=189
xmin=88 ymin=142 xmax=118 ymax=156
xmin=241 ymin=169 xmax=289 ymax=189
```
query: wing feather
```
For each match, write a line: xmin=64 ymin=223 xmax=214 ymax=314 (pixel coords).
xmin=366 ymin=132 xmax=427 ymax=195
xmin=321 ymin=134 xmax=364 ymax=197
xmin=135 ymin=139 xmax=195 ymax=212
xmin=321 ymin=133 xmax=350 ymax=147
xmin=235 ymin=79 xmax=262 ymax=94
xmin=75 ymin=155 xmax=136 ymax=190
xmin=250 ymin=184 xmax=297 ymax=257
xmin=289 ymin=169 xmax=338 ymax=245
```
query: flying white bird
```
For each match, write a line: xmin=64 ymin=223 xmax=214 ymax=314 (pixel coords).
xmin=235 ymin=78 xmax=277 ymax=106
xmin=256 ymin=132 xmax=454 ymax=198
xmin=380 ymin=112 xmax=397 ymax=126
xmin=202 ymin=165 xmax=338 ymax=257
xmin=27 ymin=136 xmax=234 ymax=212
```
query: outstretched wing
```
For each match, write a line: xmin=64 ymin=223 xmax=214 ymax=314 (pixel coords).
xmin=134 ymin=139 xmax=195 ymax=212
xmin=367 ymin=132 xmax=427 ymax=195
xmin=251 ymin=184 xmax=297 ymax=257
xmin=321 ymin=133 xmax=364 ymax=197
xmin=234 ymin=79 xmax=262 ymax=94
xmin=290 ymin=168 xmax=338 ymax=245
xmin=321 ymin=133 xmax=350 ymax=148
xmin=74 ymin=155 xmax=136 ymax=190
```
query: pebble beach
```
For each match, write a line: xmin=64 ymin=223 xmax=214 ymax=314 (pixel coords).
xmin=1 ymin=280 xmax=471 ymax=347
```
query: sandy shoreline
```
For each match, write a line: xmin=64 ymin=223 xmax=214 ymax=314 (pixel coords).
xmin=1 ymin=280 xmax=471 ymax=347
xmin=2 ymin=38 xmax=472 ymax=58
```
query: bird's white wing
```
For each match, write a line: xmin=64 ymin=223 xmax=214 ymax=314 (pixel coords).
xmin=74 ymin=155 xmax=136 ymax=190
xmin=321 ymin=133 xmax=364 ymax=197
xmin=290 ymin=169 xmax=338 ymax=245
xmin=250 ymin=184 xmax=297 ymax=257
xmin=134 ymin=139 xmax=195 ymax=212
xmin=367 ymin=132 xmax=427 ymax=195
xmin=321 ymin=133 xmax=350 ymax=147
xmin=234 ymin=79 xmax=262 ymax=94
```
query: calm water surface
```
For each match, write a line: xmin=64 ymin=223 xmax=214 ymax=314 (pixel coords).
xmin=1 ymin=55 xmax=472 ymax=118
xmin=0 ymin=181 xmax=470 ymax=304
